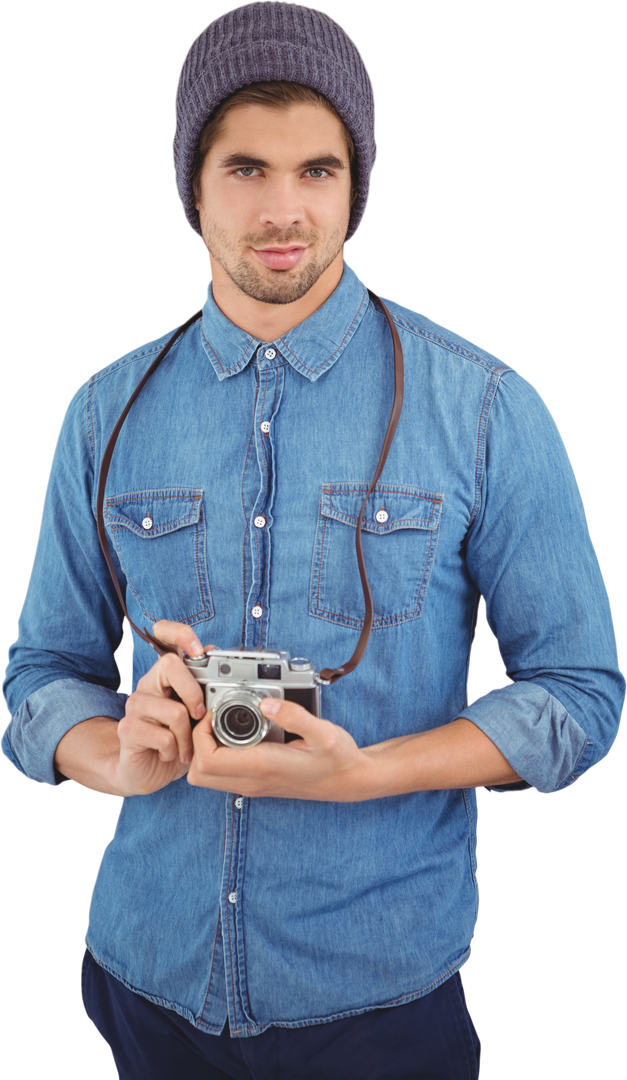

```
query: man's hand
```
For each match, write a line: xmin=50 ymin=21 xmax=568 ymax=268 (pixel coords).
xmin=112 ymin=621 xmax=214 ymax=796
xmin=188 ymin=698 xmax=375 ymax=801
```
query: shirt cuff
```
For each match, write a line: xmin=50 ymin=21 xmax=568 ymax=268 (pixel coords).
xmin=457 ymin=681 xmax=590 ymax=794
xmin=2 ymin=678 xmax=128 ymax=786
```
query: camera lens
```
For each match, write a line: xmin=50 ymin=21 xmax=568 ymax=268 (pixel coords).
xmin=212 ymin=689 xmax=274 ymax=748
xmin=222 ymin=705 xmax=259 ymax=741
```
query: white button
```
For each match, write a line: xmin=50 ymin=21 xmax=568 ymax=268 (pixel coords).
xmin=375 ymin=508 xmax=389 ymax=524
xmin=264 ymin=348 xmax=276 ymax=360
xmin=260 ymin=421 xmax=271 ymax=434
xmin=228 ymin=891 xmax=237 ymax=904
xmin=251 ymin=605 xmax=263 ymax=619
xmin=254 ymin=515 xmax=266 ymax=529
xmin=142 ymin=516 xmax=153 ymax=530
xmin=235 ymin=797 xmax=243 ymax=809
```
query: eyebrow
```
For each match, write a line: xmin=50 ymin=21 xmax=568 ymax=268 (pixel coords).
xmin=218 ymin=153 xmax=346 ymax=170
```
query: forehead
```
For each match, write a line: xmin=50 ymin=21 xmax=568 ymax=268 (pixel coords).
xmin=209 ymin=101 xmax=349 ymax=159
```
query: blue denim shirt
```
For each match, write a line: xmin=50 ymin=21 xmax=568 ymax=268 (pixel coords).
xmin=3 ymin=265 xmax=623 ymax=1036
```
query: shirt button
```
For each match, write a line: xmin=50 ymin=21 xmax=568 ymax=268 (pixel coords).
xmin=254 ymin=515 xmax=266 ymax=529
xmin=228 ymin=891 xmax=237 ymax=904
xmin=251 ymin=605 xmax=263 ymax=619
xmin=375 ymin=509 xmax=389 ymax=524
xmin=142 ymin=516 xmax=153 ymax=530
xmin=260 ymin=421 xmax=271 ymax=434
xmin=264 ymin=348 xmax=276 ymax=360
xmin=235 ymin=797 xmax=243 ymax=809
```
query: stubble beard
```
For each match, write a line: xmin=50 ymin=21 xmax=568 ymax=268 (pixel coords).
xmin=199 ymin=215 xmax=348 ymax=305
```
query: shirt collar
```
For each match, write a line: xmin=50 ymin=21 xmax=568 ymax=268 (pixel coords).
xmin=200 ymin=264 xmax=369 ymax=382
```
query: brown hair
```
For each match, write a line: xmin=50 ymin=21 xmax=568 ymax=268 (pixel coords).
xmin=191 ymin=81 xmax=358 ymax=206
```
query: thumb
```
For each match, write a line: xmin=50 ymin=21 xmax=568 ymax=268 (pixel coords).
xmin=260 ymin=697 xmax=322 ymax=740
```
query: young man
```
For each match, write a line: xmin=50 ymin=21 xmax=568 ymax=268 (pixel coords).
xmin=3 ymin=4 xmax=623 ymax=1078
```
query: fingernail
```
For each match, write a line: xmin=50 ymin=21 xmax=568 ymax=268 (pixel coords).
xmin=196 ymin=704 xmax=206 ymax=719
xmin=190 ymin=639 xmax=203 ymax=655
xmin=261 ymin=698 xmax=280 ymax=716
xmin=184 ymin=753 xmax=193 ymax=764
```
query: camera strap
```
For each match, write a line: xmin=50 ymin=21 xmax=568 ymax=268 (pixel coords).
xmin=319 ymin=290 xmax=404 ymax=683
xmin=96 ymin=289 xmax=404 ymax=674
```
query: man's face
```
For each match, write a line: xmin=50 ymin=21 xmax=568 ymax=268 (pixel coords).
xmin=194 ymin=102 xmax=352 ymax=305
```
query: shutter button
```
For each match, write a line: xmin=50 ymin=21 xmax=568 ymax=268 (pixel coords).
xmin=260 ymin=421 xmax=271 ymax=434
xmin=251 ymin=605 xmax=263 ymax=619
xmin=375 ymin=509 xmax=389 ymax=524
xmin=254 ymin=515 xmax=266 ymax=529
xmin=142 ymin=516 xmax=153 ymax=530
xmin=264 ymin=348 xmax=276 ymax=360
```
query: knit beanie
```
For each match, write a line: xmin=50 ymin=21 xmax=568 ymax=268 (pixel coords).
xmin=174 ymin=2 xmax=375 ymax=240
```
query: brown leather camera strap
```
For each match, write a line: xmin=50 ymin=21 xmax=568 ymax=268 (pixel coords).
xmin=96 ymin=310 xmax=202 ymax=656
xmin=319 ymin=290 xmax=404 ymax=683
xmin=96 ymin=290 xmax=404 ymax=673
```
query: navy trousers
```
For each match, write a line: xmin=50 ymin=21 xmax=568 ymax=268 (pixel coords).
xmin=82 ymin=950 xmax=480 ymax=1079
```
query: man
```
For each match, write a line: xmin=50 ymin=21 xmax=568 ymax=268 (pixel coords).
xmin=3 ymin=3 xmax=623 ymax=1078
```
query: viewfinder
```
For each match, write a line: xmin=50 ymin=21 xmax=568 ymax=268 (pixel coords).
xmin=258 ymin=664 xmax=281 ymax=680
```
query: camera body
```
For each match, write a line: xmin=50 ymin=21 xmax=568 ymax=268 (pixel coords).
xmin=185 ymin=649 xmax=321 ymax=748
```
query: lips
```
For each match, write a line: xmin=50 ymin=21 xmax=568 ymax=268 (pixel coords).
xmin=252 ymin=246 xmax=308 ymax=270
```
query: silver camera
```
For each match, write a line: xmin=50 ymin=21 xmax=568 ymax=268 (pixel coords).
xmin=185 ymin=649 xmax=321 ymax=748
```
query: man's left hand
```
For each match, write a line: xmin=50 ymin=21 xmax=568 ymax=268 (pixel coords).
xmin=187 ymin=699 xmax=376 ymax=801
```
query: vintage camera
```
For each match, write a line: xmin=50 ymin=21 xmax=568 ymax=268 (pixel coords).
xmin=185 ymin=649 xmax=321 ymax=748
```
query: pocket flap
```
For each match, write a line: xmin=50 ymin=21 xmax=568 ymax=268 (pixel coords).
xmin=104 ymin=489 xmax=203 ymax=538
xmin=320 ymin=483 xmax=443 ymax=534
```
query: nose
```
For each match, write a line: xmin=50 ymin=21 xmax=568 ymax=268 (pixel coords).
xmin=259 ymin=178 xmax=305 ymax=230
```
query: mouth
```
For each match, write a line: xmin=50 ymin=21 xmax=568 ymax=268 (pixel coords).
xmin=252 ymin=246 xmax=309 ymax=271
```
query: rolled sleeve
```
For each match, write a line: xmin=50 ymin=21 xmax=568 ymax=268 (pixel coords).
xmin=464 ymin=371 xmax=624 ymax=793
xmin=3 ymin=380 xmax=129 ymax=786
xmin=2 ymin=679 xmax=128 ymax=785
xmin=459 ymin=682 xmax=591 ymax=793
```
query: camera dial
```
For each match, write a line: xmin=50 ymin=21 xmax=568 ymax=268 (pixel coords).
xmin=289 ymin=658 xmax=313 ymax=671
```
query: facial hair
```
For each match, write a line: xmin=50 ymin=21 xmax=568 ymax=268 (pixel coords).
xmin=198 ymin=208 xmax=349 ymax=306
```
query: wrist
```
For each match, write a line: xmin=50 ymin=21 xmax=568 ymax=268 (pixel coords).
xmin=105 ymin=752 xmax=132 ymax=798
xmin=54 ymin=716 xmax=125 ymax=796
xmin=348 ymin=746 xmax=396 ymax=801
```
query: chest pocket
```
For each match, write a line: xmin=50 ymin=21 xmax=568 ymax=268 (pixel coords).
xmin=104 ymin=489 xmax=214 ymax=625
xmin=309 ymin=483 xmax=443 ymax=629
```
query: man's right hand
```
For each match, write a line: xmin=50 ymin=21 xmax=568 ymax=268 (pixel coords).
xmin=53 ymin=622 xmax=213 ymax=797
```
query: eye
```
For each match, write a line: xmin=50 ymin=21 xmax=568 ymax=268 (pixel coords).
xmin=233 ymin=165 xmax=332 ymax=178
xmin=305 ymin=168 xmax=329 ymax=179
xmin=235 ymin=167 xmax=260 ymax=177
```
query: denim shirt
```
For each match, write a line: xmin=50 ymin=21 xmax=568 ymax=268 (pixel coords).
xmin=3 ymin=265 xmax=623 ymax=1036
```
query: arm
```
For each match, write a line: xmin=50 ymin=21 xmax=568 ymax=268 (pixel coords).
xmin=457 ymin=371 xmax=624 ymax=793
xmin=185 ymin=700 xmax=520 ymax=801
xmin=53 ymin=717 xmax=124 ymax=795
xmin=360 ymin=716 xmax=521 ymax=792
xmin=2 ymin=382 xmax=129 ymax=785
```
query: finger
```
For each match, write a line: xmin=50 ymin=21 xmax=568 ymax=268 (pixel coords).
xmin=154 ymin=643 xmax=208 ymax=721
xmin=123 ymin=692 xmax=196 ymax=763
xmin=136 ymin=651 xmax=208 ymax=762
xmin=259 ymin=695 xmax=312 ymax=738
xmin=120 ymin=714 xmax=180 ymax=763
xmin=151 ymin=620 xmax=216 ymax=659
xmin=190 ymin=714 xmax=295 ymax=780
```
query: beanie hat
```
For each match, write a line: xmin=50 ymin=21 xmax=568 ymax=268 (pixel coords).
xmin=174 ymin=2 xmax=375 ymax=240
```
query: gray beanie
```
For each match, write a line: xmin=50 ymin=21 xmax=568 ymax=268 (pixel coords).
xmin=174 ymin=2 xmax=375 ymax=240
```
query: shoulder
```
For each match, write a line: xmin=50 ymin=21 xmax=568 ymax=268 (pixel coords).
xmin=369 ymin=293 xmax=512 ymax=379
xmin=89 ymin=325 xmax=183 ymax=390
xmin=58 ymin=320 xmax=198 ymax=466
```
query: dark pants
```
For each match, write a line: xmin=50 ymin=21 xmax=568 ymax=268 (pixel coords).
xmin=82 ymin=949 xmax=480 ymax=1079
